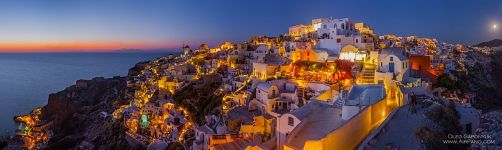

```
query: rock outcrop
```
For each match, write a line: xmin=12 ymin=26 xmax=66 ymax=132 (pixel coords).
xmin=462 ymin=48 xmax=502 ymax=112
xmin=473 ymin=39 xmax=502 ymax=48
xmin=39 ymin=76 xmax=129 ymax=149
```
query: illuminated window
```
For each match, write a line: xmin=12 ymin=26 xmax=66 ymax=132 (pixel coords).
xmin=288 ymin=117 xmax=294 ymax=126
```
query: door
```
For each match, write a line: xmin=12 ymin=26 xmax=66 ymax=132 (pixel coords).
xmin=389 ymin=63 xmax=395 ymax=72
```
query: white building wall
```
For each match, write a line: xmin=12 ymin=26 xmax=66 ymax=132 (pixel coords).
xmin=319 ymin=39 xmax=343 ymax=53
xmin=276 ymin=114 xmax=301 ymax=150
xmin=252 ymin=62 xmax=268 ymax=79
xmin=318 ymin=36 xmax=356 ymax=54
xmin=316 ymin=51 xmax=329 ymax=62
xmin=342 ymin=105 xmax=363 ymax=120
xmin=256 ymin=88 xmax=269 ymax=104
xmin=378 ymin=55 xmax=409 ymax=75
xmin=305 ymin=83 xmax=330 ymax=93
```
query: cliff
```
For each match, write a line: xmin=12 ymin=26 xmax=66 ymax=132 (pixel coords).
xmin=461 ymin=49 xmax=502 ymax=112
xmin=38 ymin=76 xmax=130 ymax=149
xmin=473 ymin=39 xmax=502 ymax=48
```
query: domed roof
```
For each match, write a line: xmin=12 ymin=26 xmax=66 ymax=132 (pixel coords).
xmin=255 ymin=44 xmax=270 ymax=53
xmin=340 ymin=45 xmax=359 ymax=53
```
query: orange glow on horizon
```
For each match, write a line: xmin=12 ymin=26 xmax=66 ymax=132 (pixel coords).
xmin=0 ymin=41 xmax=179 ymax=52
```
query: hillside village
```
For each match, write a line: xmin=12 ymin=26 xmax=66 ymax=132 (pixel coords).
xmin=14 ymin=17 xmax=501 ymax=150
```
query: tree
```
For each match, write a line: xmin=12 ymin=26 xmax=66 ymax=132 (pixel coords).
xmin=435 ymin=74 xmax=456 ymax=90
xmin=426 ymin=105 xmax=461 ymax=135
xmin=414 ymin=126 xmax=447 ymax=150
xmin=424 ymin=104 xmax=469 ymax=149
xmin=0 ymin=140 xmax=7 ymax=149
xmin=165 ymin=142 xmax=184 ymax=150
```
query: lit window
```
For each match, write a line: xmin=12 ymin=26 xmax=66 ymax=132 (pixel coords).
xmin=288 ymin=117 xmax=294 ymax=126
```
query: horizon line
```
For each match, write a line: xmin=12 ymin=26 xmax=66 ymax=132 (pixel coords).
xmin=0 ymin=48 xmax=184 ymax=53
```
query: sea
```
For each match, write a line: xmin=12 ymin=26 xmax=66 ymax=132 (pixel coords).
xmin=0 ymin=52 xmax=176 ymax=135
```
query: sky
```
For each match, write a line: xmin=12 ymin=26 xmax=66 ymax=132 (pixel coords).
xmin=0 ymin=0 xmax=501 ymax=52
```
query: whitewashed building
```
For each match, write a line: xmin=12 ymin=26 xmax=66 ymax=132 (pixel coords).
xmin=375 ymin=48 xmax=409 ymax=85
xmin=251 ymin=80 xmax=299 ymax=116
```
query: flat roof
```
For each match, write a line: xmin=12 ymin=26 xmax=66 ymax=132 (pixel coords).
xmin=227 ymin=106 xmax=261 ymax=124
xmin=286 ymin=101 xmax=343 ymax=149
xmin=345 ymin=84 xmax=386 ymax=106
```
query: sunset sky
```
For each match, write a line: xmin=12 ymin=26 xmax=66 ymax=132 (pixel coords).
xmin=0 ymin=0 xmax=501 ymax=52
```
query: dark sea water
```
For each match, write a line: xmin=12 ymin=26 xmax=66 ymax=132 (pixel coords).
xmin=0 ymin=52 xmax=172 ymax=135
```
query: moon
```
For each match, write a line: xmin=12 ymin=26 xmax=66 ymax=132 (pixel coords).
xmin=494 ymin=24 xmax=498 ymax=29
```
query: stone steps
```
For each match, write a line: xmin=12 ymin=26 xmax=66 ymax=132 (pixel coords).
xmin=360 ymin=64 xmax=376 ymax=84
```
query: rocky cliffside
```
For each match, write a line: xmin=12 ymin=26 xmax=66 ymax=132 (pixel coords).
xmin=473 ymin=39 xmax=502 ymax=48
xmin=462 ymin=49 xmax=502 ymax=111
xmin=37 ymin=76 xmax=129 ymax=149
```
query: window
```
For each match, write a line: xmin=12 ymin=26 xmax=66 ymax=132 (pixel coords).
xmin=334 ymin=24 xmax=337 ymax=29
xmin=341 ymin=23 xmax=345 ymax=29
xmin=356 ymin=39 xmax=359 ymax=43
xmin=402 ymin=62 xmax=405 ymax=69
xmin=336 ymin=38 xmax=341 ymax=43
xmin=390 ymin=57 xmax=394 ymax=61
xmin=288 ymin=117 xmax=294 ymax=126
xmin=380 ymin=62 xmax=382 ymax=67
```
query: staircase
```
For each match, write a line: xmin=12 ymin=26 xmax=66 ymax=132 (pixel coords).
xmin=297 ymin=86 xmax=305 ymax=106
xmin=360 ymin=64 xmax=376 ymax=84
xmin=333 ymin=98 xmax=344 ymax=108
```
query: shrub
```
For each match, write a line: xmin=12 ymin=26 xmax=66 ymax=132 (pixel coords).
xmin=0 ymin=140 xmax=7 ymax=149
xmin=414 ymin=126 xmax=447 ymax=149
xmin=426 ymin=104 xmax=461 ymax=135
